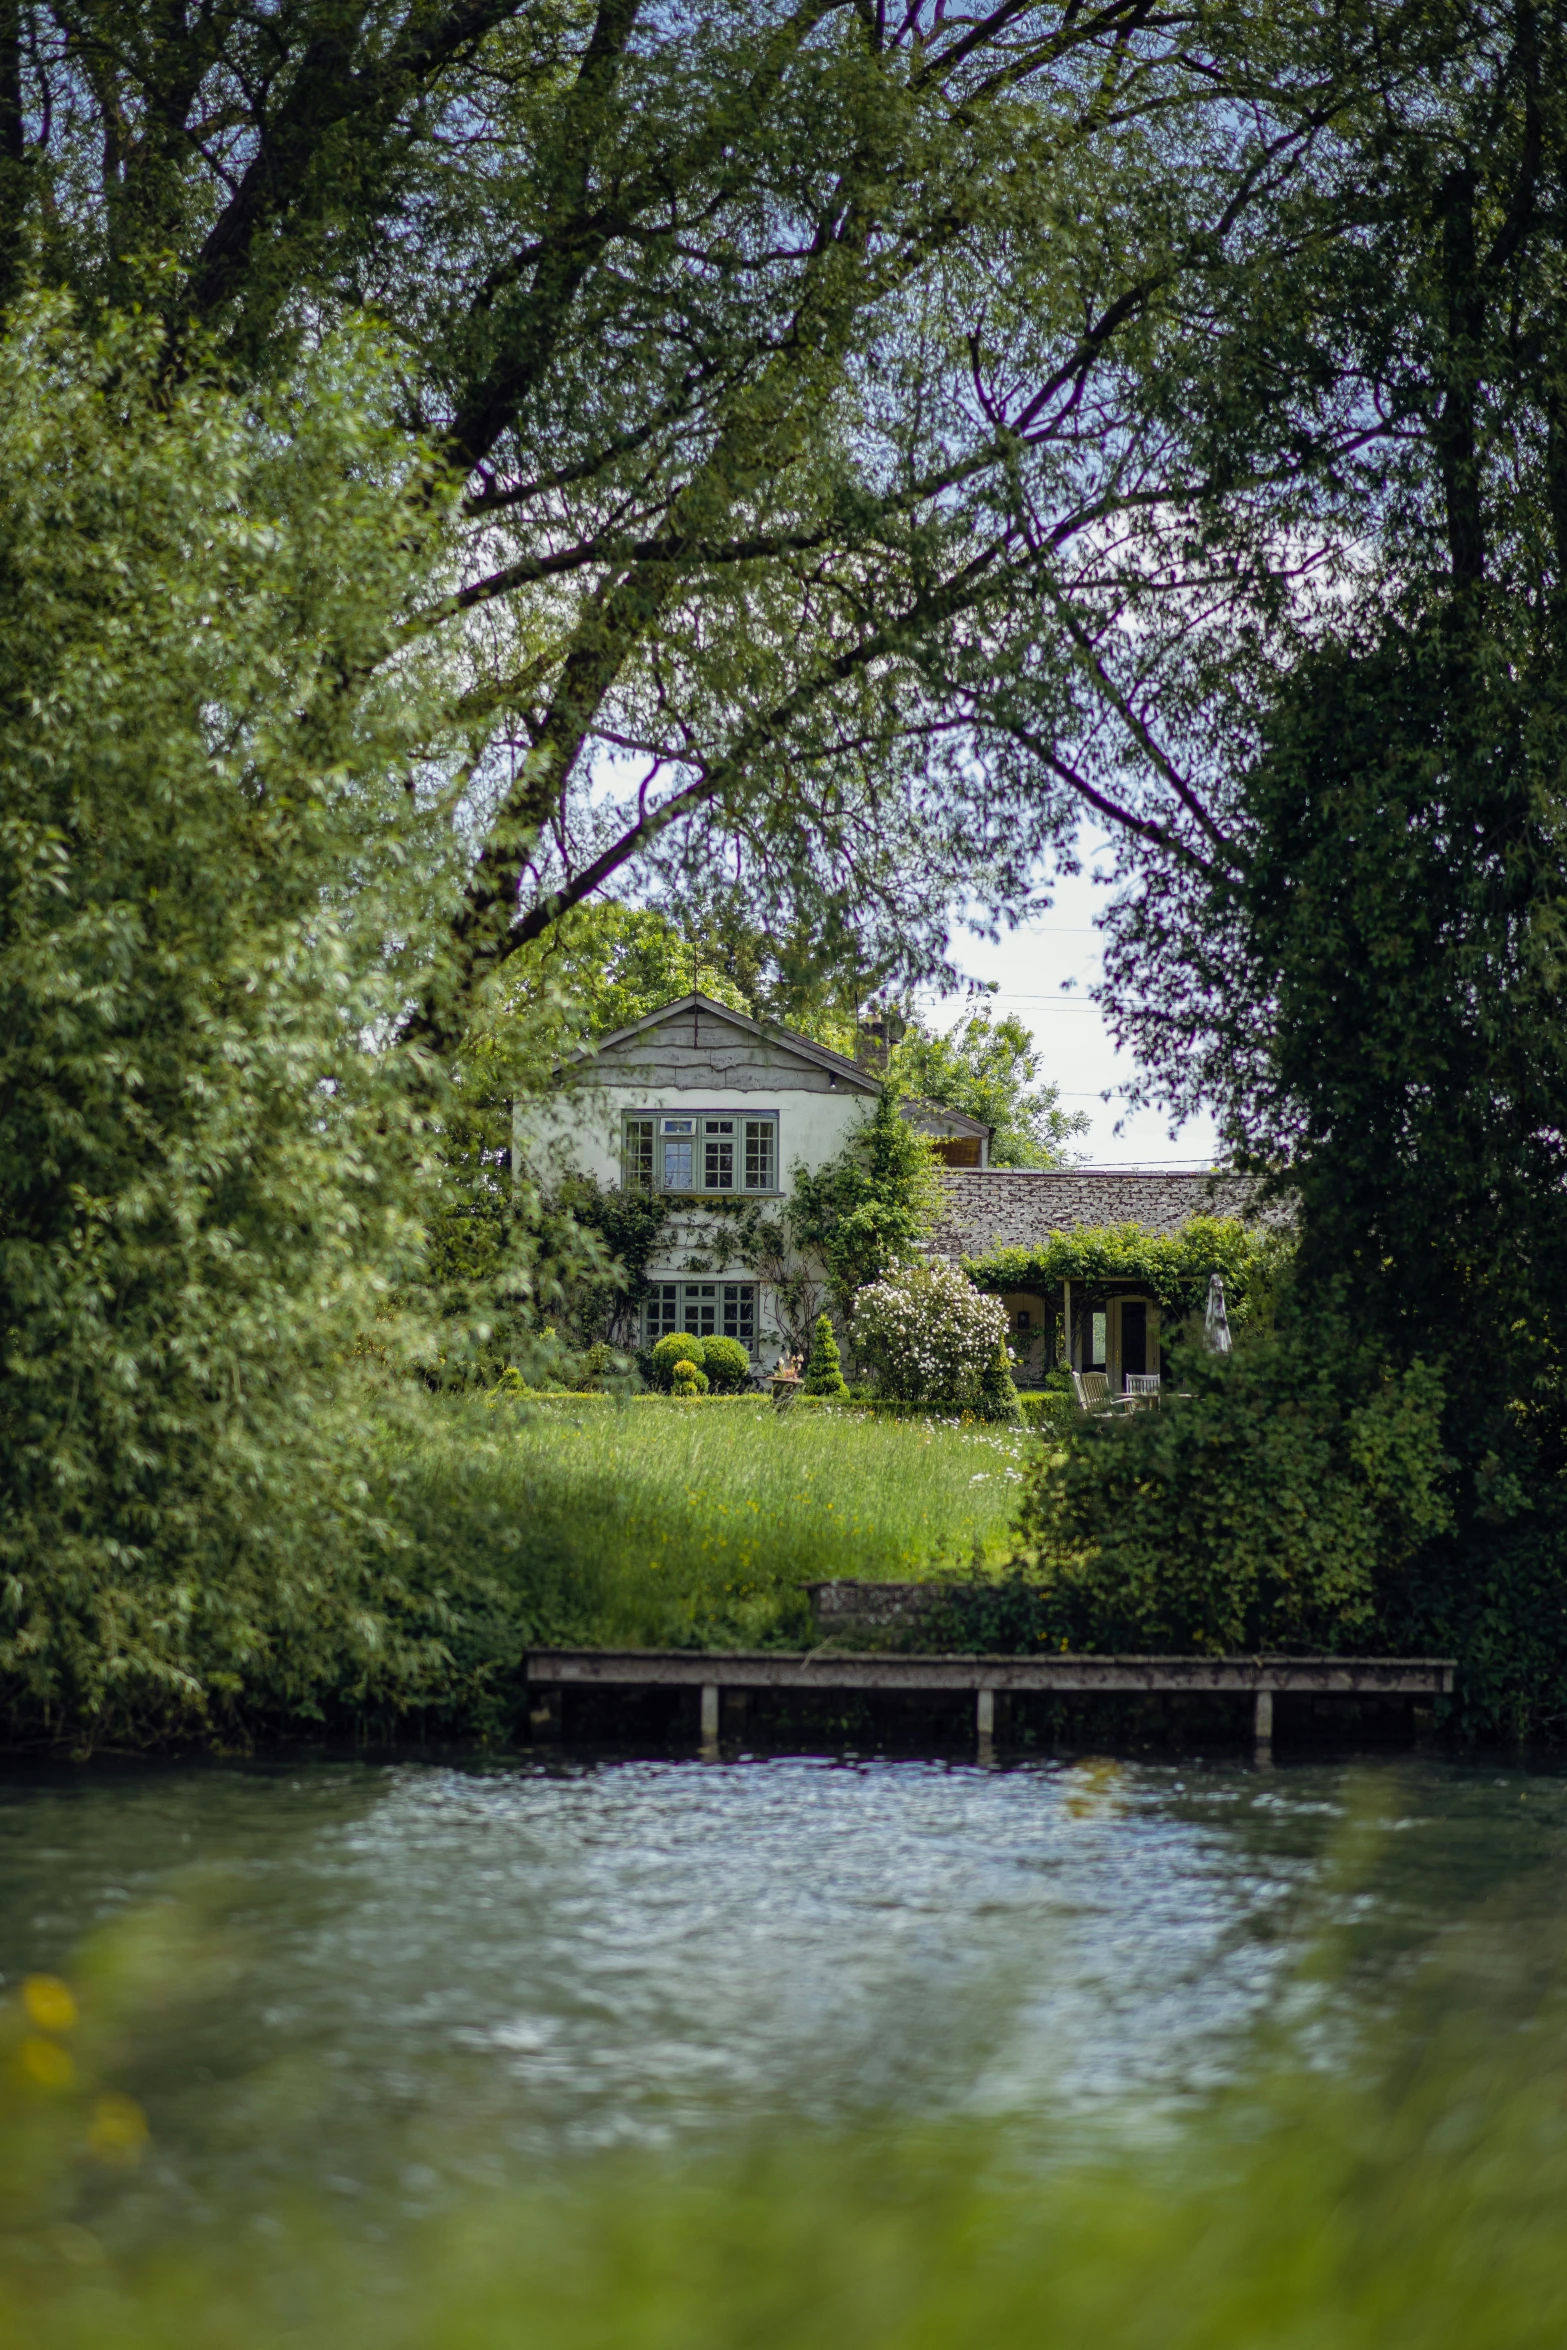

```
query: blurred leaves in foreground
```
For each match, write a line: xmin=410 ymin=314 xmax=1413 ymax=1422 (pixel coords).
xmin=6 ymin=1862 xmax=1567 ymax=2349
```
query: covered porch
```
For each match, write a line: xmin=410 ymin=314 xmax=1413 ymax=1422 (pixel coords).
xmin=994 ymin=1282 xmax=1163 ymax=1394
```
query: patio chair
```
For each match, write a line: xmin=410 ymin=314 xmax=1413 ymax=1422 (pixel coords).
xmin=1070 ymin=1370 xmax=1133 ymax=1416
xmin=1123 ymin=1374 xmax=1162 ymax=1409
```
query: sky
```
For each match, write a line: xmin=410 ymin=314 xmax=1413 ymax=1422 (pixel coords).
xmin=915 ymin=835 xmax=1221 ymax=1171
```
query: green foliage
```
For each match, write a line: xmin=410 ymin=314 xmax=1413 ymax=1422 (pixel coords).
xmin=573 ymin=1343 xmax=618 ymax=1394
xmin=503 ymin=900 xmax=863 ymax=1056
xmin=544 ymin=1174 xmax=671 ymax=1351
xmin=966 ymin=1219 xmax=1283 ymax=1329
xmin=786 ymin=1088 xmax=943 ymax=1308
xmin=1011 ymin=1331 xmax=1452 ymax=1655
xmin=978 ymin=1340 xmax=1021 ymax=1425
xmin=0 ymin=298 xmax=487 ymax=1746
xmin=0 ymin=0 xmax=1430 ymax=1020
xmin=1017 ymin=1368 xmax=1078 ymax=1435
xmin=1111 ymin=613 xmax=1567 ymax=1731
xmin=801 ymin=1315 xmax=849 ymax=1400
xmin=1227 ymin=626 xmax=1567 ymax=1717
xmin=700 ymin=1336 xmax=752 ymax=1395
xmin=889 ymin=1007 xmax=1087 ymax=1167
xmin=507 ymin=903 xmax=753 ymax=1039
xmin=424 ymin=1105 xmax=605 ymax=1387
xmin=670 ymin=1361 xmax=709 ymax=1398
xmin=651 ymin=1333 xmax=707 ymax=1390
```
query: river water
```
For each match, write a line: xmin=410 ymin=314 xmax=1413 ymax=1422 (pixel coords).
xmin=0 ymin=1750 xmax=1559 ymax=2229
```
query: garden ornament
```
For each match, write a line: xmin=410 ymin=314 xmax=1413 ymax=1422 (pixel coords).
xmin=1204 ymin=1274 xmax=1232 ymax=1355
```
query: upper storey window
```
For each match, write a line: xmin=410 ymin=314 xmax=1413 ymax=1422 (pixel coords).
xmin=624 ymin=1113 xmax=777 ymax=1194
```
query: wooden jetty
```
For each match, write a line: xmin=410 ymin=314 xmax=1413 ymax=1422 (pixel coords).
xmin=524 ymin=1648 xmax=1457 ymax=1753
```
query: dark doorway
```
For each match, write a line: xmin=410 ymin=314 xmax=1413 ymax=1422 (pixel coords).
xmin=1121 ymin=1302 xmax=1147 ymax=1381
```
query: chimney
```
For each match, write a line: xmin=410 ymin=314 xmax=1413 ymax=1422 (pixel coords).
xmin=854 ymin=1018 xmax=889 ymax=1073
xmin=855 ymin=1001 xmax=906 ymax=1073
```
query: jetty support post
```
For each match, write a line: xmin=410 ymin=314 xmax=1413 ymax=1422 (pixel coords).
xmin=700 ymin=1682 xmax=720 ymax=1755
xmin=1254 ymin=1686 xmax=1274 ymax=1750
xmin=976 ymin=1685 xmax=995 ymax=1761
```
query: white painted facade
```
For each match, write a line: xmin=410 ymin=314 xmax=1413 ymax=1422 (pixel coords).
xmin=515 ymin=993 xmax=989 ymax=1372
xmin=522 ymin=1070 xmax=873 ymax=1198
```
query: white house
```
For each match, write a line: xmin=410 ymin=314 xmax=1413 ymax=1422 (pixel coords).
xmin=516 ymin=993 xmax=989 ymax=1367
xmin=517 ymin=991 xmax=1260 ymax=1384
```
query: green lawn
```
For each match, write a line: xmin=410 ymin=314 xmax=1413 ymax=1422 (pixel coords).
xmin=382 ymin=1397 xmax=1029 ymax=1651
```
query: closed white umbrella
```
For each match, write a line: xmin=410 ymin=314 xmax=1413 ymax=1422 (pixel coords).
xmin=1204 ymin=1273 xmax=1232 ymax=1355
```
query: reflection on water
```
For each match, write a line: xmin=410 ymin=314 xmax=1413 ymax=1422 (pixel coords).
xmin=0 ymin=1752 xmax=1558 ymax=2219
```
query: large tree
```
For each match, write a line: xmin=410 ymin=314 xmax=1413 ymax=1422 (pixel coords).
xmin=0 ymin=0 xmax=1445 ymax=1045
xmin=0 ymin=300 xmax=482 ymax=1741
xmin=1084 ymin=0 xmax=1567 ymax=1727
xmin=890 ymin=1006 xmax=1086 ymax=1166
xmin=1100 ymin=0 xmax=1567 ymax=1281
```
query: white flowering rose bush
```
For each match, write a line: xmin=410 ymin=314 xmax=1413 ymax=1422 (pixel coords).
xmin=850 ymin=1261 xmax=1011 ymax=1409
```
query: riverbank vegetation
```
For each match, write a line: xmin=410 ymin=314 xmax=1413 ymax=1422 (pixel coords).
xmin=4 ymin=0 xmax=1567 ymax=1747
xmin=1011 ymin=1333 xmax=1453 ymax=1660
xmin=0 ymin=1394 xmax=1025 ymax=1750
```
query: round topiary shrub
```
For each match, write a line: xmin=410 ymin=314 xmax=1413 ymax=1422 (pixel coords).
xmin=651 ymin=1331 xmax=706 ymax=1390
xmin=701 ymin=1334 xmax=751 ymax=1393
xmin=670 ymin=1357 xmax=710 ymax=1397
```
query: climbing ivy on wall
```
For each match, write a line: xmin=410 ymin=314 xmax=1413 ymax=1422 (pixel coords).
xmin=965 ymin=1218 xmax=1287 ymax=1328
xmin=643 ymin=1194 xmax=828 ymax=1361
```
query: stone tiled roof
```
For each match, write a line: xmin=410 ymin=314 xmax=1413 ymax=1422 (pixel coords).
xmin=932 ymin=1167 xmax=1268 ymax=1258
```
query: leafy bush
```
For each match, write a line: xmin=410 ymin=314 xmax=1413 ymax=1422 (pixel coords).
xmin=1012 ymin=1330 xmax=1452 ymax=1653
xmin=851 ymin=1262 xmax=1011 ymax=1410
xmin=572 ymin=1342 xmax=619 ymax=1393
xmin=801 ymin=1314 xmax=849 ymax=1399
xmin=1019 ymin=1369 xmax=1076 ymax=1432
xmin=651 ymin=1332 xmax=707 ymax=1389
xmin=542 ymin=1172 xmax=671 ymax=1349
xmin=670 ymin=1359 xmax=710 ymax=1397
xmin=701 ymin=1335 xmax=752 ymax=1393
xmin=978 ymin=1339 xmax=1021 ymax=1423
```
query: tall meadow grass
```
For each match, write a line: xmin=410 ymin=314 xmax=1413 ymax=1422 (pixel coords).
xmin=382 ymin=1397 xmax=1028 ymax=1650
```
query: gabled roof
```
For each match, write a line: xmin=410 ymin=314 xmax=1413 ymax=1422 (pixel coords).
xmin=903 ymin=1095 xmax=992 ymax=1142
xmin=572 ymin=991 xmax=883 ymax=1092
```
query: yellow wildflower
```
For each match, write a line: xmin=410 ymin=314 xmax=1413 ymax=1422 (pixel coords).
xmin=23 ymin=1975 xmax=77 ymax=2033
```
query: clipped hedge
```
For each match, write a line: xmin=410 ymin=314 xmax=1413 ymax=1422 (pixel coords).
xmin=701 ymin=1335 xmax=752 ymax=1393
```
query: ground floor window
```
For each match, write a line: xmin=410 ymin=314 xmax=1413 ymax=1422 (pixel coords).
xmin=645 ymin=1284 xmax=680 ymax=1343
xmin=643 ymin=1282 xmax=756 ymax=1351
